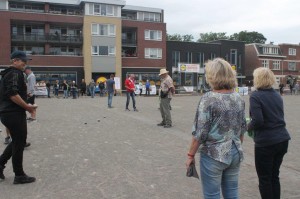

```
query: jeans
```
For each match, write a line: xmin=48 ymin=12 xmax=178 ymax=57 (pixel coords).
xmin=126 ymin=92 xmax=136 ymax=109
xmin=108 ymin=92 xmax=113 ymax=107
xmin=160 ymin=97 xmax=172 ymax=125
xmin=63 ymin=90 xmax=68 ymax=98
xmin=255 ymin=141 xmax=289 ymax=199
xmin=89 ymin=87 xmax=95 ymax=98
xmin=47 ymin=87 xmax=50 ymax=98
xmin=54 ymin=88 xmax=59 ymax=96
xmin=0 ymin=112 xmax=27 ymax=176
xmin=200 ymin=143 xmax=240 ymax=199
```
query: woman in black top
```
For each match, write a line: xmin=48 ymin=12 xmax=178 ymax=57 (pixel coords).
xmin=248 ymin=67 xmax=290 ymax=199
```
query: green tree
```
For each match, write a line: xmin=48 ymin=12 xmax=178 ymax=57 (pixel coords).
xmin=166 ymin=33 xmax=183 ymax=41
xmin=182 ymin=34 xmax=194 ymax=42
xmin=229 ymin=31 xmax=267 ymax=44
xmin=197 ymin=32 xmax=228 ymax=42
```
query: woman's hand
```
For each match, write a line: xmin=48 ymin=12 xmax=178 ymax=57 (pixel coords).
xmin=186 ymin=157 xmax=195 ymax=169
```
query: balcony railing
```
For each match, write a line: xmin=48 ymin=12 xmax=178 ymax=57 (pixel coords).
xmin=122 ymin=39 xmax=137 ymax=46
xmin=11 ymin=33 xmax=83 ymax=44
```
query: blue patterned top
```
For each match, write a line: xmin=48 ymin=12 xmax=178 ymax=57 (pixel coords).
xmin=192 ymin=91 xmax=246 ymax=165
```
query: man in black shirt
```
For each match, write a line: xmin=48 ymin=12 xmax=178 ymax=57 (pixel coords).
xmin=0 ymin=51 xmax=37 ymax=184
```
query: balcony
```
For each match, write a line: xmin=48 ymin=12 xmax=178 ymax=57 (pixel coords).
xmin=11 ymin=33 xmax=83 ymax=44
xmin=122 ymin=39 xmax=137 ymax=46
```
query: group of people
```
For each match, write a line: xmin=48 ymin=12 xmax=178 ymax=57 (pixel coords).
xmin=186 ymin=58 xmax=290 ymax=199
xmin=0 ymin=50 xmax=291 ymax=199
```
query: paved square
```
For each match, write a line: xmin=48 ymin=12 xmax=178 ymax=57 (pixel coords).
xmin=0 ymin=94 xmax=299 ymax=198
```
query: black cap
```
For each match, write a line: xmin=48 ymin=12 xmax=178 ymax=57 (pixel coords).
xmin=10 ymin=51 xmax=32 ymax=61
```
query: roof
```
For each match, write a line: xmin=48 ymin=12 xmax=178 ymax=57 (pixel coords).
xmin=122 ymin=5 xmax=163 ymax=13
xmin=16 ymin=0 xmax=126 ymax=6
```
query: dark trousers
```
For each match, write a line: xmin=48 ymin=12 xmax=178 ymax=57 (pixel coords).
xmin=126 ymin=92 xmax=136 ymax=109
xmin=0 ymin=112 xmax=27 ymax=176
xmin=255 ymin=141 xmax=289 ymax=199
xmin=146 ymin=88 xmax=150 ymax=96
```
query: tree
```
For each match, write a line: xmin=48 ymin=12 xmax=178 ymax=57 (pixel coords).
xmin=229 ymin=31 xmax=266 ymax=44
xmin=182 ymin=34 xmax=194 ymax=42
xmin=166 ymin=33 xmax=183 ymax=41
xmin=166 ymin=34 xmax=194 ymax=42
xmin=197 ymin=32 xmax=228 ymax=42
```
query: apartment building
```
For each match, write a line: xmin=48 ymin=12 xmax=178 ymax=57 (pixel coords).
xmin=167 ymin=40 xmax=245 ymax=91
xmin=0 ymin=0 xmax=165 ymax=89
xmin=245 ymin=43 xmax=300 ymax=86
xmin=121 ymin=5 xmax=166 ymax=89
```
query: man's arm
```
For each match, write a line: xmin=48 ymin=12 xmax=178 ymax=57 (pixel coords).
xmin=10 ymin=95 xmax=36 ymax=114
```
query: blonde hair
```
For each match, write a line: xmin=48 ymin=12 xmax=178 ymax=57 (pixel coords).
xmin=253 ymin=67 xmax=275 ymax=89
xmin=205 ymin=58 xmax=237 ymax=90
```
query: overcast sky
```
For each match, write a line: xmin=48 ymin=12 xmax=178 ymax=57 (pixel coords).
xmin=126 ymin=0 xmax=300 ymax=44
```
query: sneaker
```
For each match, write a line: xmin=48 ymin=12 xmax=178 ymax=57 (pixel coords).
xmin=164 ymin=124 xmax=172 ymax=128
xmin=134 ymin=108 xmax=138 ymax=112
xmin=25 ymin=142 xmax=31 ymax=148
xmin=125 ymin=108 xmax=130 ymax=111
xmin=157 ymin=122 xmax=165 ymax=126
xmin=0 ymin=165 xmax=5 ymax=180
xmin=4 ymin=136 xmax=11 ymax=145
xmin=13 ymin=175 xmax=36 ymax=184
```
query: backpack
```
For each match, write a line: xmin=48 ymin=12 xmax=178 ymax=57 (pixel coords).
xmin=99 ymin=82 xmax=105 ymax=89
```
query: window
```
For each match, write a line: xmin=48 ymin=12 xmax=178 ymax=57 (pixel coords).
xmin=93 ymin=4 xmax=117 ymax=16
xmin=263 ymin=47 xmax=278 ymax=54
xmin=210 ymin=53 xmax=216 ymax=60
xmin=91 ymin=24 xmax=115 ymax=36
xmin=94 ymin=4 xmax=100 ymax=14
xmin=92 ymin=46 xmax=115 ymax=56
xmin=272 ymin=61 xmax=280 ymax=70
xmin=92 ymin=46 xmax=98 ymax=55
xmin=186 ymin=52 xmax=192 ymax=63
xmin=141 ymin=12 xmax=161 ymax=22
xmin=172 ymin=51 xmax=180 ymax=67
xmin=185 ymin=73 xmax=193 ymax=86
xmin=289 ymin=48 xmax=296 ymax=56
xmin=91 ymin=24 xmax=98 ymax=35
xmin=288 ymin=62 xmax=296 ymax=71
xmin=195 ymin=52 xmax=205 ymax=68
xmin=145 ymin=48 xmax=162 ymax=59
xmin=145 ymin=30 xmax=162 ymax=41
xmin=230 ymin=49 xmax=237 ymax=65
xmin=262 ymin=60 xmax=269 ymax=68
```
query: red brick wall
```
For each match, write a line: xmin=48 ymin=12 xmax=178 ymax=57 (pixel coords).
xmin=122 ymin=20 xmax=166 ymax=69
xmin=0 ymin=10 xmax=83 ymax=66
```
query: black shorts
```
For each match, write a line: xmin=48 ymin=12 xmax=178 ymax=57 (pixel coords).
xmin=27 ymin=95 xmax=35 ymax=104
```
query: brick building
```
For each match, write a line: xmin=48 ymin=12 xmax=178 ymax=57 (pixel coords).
xmin=245 ymin=43 xmax=300 ymax=87
xmin=0 ymin=0 xmax=165 ymax=90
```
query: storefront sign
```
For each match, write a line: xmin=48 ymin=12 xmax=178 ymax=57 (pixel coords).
xmin=178 ymin=63 xmax=200 ymax=73
xmin=236 ymin=87 xmax=248 ymax=95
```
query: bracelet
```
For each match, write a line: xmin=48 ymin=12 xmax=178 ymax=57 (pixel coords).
xmin=187 ymin=153 xmax=195 ymax=158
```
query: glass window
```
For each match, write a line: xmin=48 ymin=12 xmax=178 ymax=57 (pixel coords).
xmin=101 ymin=4 xmax=106 ymax=15
xmin=94 ymin=4 xmax=100 ymax=14
xmin=186 ymin=52 xmax=192 ymax=63
xmin=92 ymin=24 xmax=98 ymax=35
xmin=272 ymin=61 xmax=280 ymax=70
xmin=145 ymin=48 xmax=162 ymax=59
xmin=99 ymin=25 xmax=108 ymax=35
xmin=107 ymin=5 xmax=113 ymax=16
xmin=262 ymin=60 xmax=269 ymax=68
xmin=92 ymin=46 xmax=98 ymax=55
xmin=289 ymin=48 xmax=296 ymax=56
xmin=185 ymin=73 xmax=193 ymax=86
xmin=99 ymin=46 xmax=108 ymax=55
xmin=109 ymin=46 xmax=115 ymax=56
xmin=145 ymin=30 xmax=162 ymax=41
xmin=172 ymin=51 xmax=180 ymax=68
xmin=230 ymin=49 xmax=237 ymax=65
xmin=288 ymin=62 xmax=296 ymax=71
xmin=109 ymin=25 xmax=115 ymax=36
